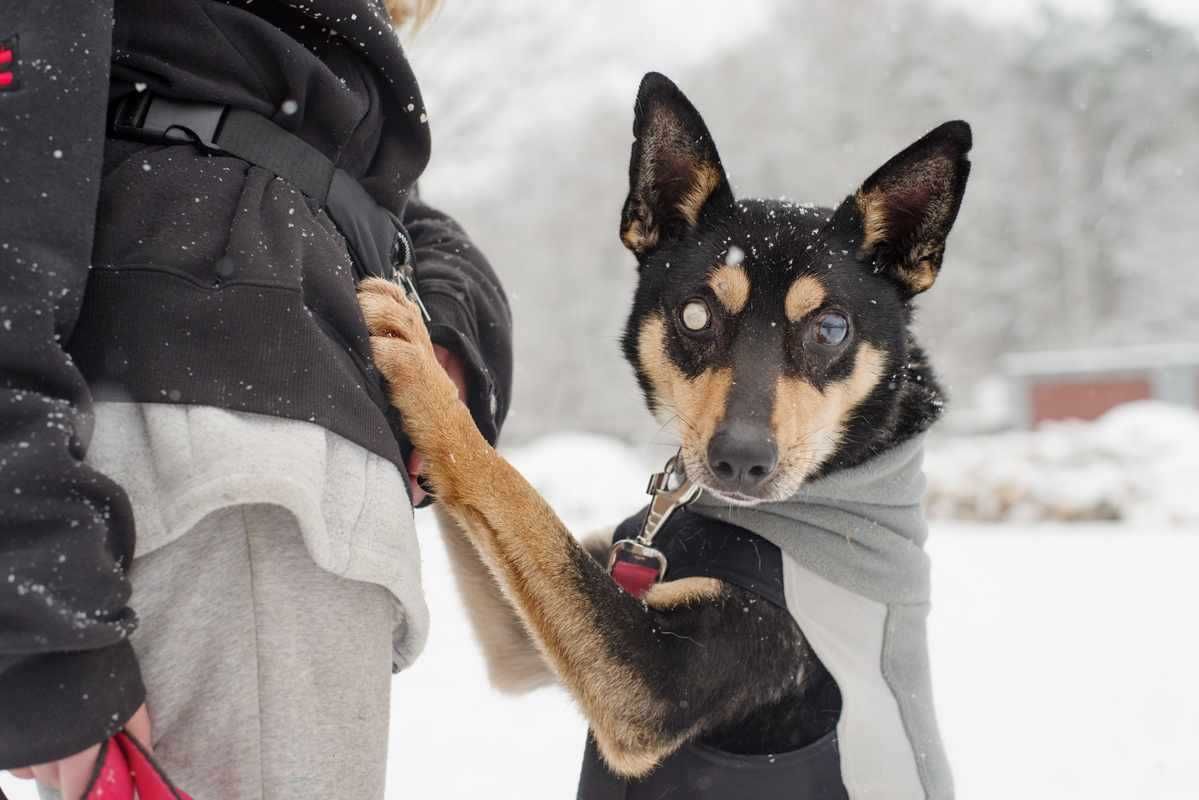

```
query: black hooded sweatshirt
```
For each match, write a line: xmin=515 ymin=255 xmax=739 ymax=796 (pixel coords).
xmin=0 ymin=0 xmax=512 ymax=768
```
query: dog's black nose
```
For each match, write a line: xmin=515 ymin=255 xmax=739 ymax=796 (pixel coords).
xmin=706 ymin=422 xmax=778 ymax=492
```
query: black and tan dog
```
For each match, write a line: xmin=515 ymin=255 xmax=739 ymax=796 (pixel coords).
xmin=359 ymin=73 xmax=970 ymax=795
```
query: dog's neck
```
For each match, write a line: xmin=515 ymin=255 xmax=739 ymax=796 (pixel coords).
xmin=689 ymin=432 xmax=930 ymax=552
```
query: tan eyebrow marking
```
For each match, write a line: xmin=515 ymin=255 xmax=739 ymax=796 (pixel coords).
xmin=784 ymin=276 xmax=826 ymax=322
xmin=771 ymin=342 xmax=885 ymax=481
xmin=708 ymin=264 xmax=750 ymax=314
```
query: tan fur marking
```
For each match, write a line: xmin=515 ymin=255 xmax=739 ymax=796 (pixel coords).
xmin=621 ymin=218 xmax=659 ymax=255
xmin=708 ymin=264 xmax=750 ymax=314
xmin=623 ymin=160 xmax=720 ymax=255
xmin=770 ymin=344 xmax=886 ymax=495
xmin=855 ymin=186 xmax=945 ymax=294
xmin=638 ymin=315 xmax=733 ymax=451
xmin=384 ymin=0 xmax=439 ymax=28
xmin=784 ymin=276 xmax=826 ymax=322
xmin=898 ymin=263 xmax=936 ymax=293
xmin=644 ymin=577 xmax=723 ymax=610
xmin=677 ymin=162 xmax=722 ymax=227
xmin=897 ymin=239 xmax=943 ymax=293
xmin=855 ymin=188 xmax=889 ymax=253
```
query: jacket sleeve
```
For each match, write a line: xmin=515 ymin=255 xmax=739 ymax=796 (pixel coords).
xmin=404 ymin=193 xmax=513 ymax=446
xmin=0 ymin=1 xmax=146 ymax=769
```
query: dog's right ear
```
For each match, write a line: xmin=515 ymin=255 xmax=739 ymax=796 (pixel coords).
xmin=620 ymin=73 xmax=734 ymax=258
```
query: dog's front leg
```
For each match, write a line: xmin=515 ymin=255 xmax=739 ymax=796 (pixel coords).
xmin=435 ymin=505 xmax=562 ymax=693
xmin=358 ymin=280 xmax=804 ymax=777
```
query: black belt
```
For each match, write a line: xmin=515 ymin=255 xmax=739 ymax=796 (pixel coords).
xmin=108 ymin=91 xmax=428 ymax=318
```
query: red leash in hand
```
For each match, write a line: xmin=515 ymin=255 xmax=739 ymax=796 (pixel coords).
xmin=84 ymin=733 xmax=192 ymax=800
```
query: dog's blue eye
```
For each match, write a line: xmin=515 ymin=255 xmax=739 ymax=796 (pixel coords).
xmin=814 ymin=311 xmax=850 ymax=346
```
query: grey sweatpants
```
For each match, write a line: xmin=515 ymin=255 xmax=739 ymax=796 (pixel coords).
xmin=43 ymin=504 xmax=397 ymax=799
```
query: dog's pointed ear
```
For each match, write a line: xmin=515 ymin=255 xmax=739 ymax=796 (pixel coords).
xmin=841 ymin=121 xmax=972 ymax=295
xmin=620 ymin=73 xmax=735 ymax=257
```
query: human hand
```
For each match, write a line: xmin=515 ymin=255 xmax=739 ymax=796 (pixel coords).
xmin=7 ymin=703 xmax=151 ymax=800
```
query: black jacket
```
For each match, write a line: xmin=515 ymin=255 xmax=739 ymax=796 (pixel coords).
xmin=0 ymin=0 xmax=512 ymax=768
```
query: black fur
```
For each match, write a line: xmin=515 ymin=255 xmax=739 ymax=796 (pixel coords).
xmin=603 ymin=74 xmax=970 ymax=757
xmin=571 ymin=546 xmax=835 ymax=753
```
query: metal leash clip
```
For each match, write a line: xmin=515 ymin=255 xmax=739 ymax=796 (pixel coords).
xmin=394 ymin=261 xmax=431 ymax=323
xmin=391 ymin=227 xmax=431 ymax=322
xmin=607 ymin=452 xmax=702 ymax=597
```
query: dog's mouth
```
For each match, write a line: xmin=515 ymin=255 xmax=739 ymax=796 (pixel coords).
xmin=695 ymin=484 xmax=767 ymax=507
xmin=678 ymin=452 xmax=775 ymax=507
xmin=678 ymin=446 xmax=815 ymax=507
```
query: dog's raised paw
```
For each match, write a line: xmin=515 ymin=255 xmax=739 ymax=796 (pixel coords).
xmin=357 ymin=277 xmax=426 ymax=342
xmin=358 ymin=279 xmax=461 ymax=428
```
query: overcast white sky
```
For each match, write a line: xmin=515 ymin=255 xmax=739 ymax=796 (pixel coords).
xmin=936 ymin=0 xmax=1199 ymax=30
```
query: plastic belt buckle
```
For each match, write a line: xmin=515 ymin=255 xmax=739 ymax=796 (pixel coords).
xmin=111 ymin=93 xmax=227 ymax=152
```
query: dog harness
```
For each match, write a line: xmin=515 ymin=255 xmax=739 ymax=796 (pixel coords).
xmin=588 ymin=435 xmax=952 ymax=799
xmin=586 ymin=500 xmax=848 ymax=799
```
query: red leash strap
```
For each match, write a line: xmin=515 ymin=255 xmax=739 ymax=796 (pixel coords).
xmin=608 ymin=453 xmax=701 ymax=598
xmin=84 ymin=732 xmax=192 ymax=800
xmin=609 ymin=542 xmax=666 ymax=599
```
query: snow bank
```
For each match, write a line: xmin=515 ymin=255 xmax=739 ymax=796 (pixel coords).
xmin=925 ymin=401 xmax=1199 ymax=525
xmin=4 ymin=429 xmax=1198 ymax=800
xmin=505 ymin=405 xmax=1199 ymax=529
xmin=502 ymin=406 xmax=1199 ymax=528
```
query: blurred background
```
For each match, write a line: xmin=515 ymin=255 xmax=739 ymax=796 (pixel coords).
xmin=400 ymin=2 xmax=1199 ymax=798
xmin=408 ymin=0 xmax=1199 ymax=446
xmin=404 ymin=0 xmax=1199 ymax=524
xmin=6 ymin=1 xmax=1195 ymax=798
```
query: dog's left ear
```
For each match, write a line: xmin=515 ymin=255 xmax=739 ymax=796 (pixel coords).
xmin=620 ymin=72 xmax=735 ymax=258
xmin=842 ymin=121 xmax=972 ymax=295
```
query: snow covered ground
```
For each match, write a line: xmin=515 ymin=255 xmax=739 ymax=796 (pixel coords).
xmin=4 ymin=435 xmax=1197 ymax=799
xmin=926 ymin=402 xmax=1199 ymax=525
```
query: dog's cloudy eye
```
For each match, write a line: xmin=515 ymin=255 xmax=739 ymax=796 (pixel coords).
xmin=814 ymin=311 xmax=850 ymax=346
xmin=680 ymin=299 xmax=711 ymax=332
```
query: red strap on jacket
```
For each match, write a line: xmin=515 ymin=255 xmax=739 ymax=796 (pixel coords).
xmin=84 ymin=732 xmax=192 ymax=800
xmin=610 ymin=558 xmax=661 ymax=599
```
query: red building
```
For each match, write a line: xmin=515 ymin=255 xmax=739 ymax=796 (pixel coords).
xmin=1003 ymin=344 xmax=1199 ymax=427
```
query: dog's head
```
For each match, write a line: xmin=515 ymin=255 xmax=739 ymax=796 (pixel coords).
xmin=620 ymin=73 xmax=971 ymax=505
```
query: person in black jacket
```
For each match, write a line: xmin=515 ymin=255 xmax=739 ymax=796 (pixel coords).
xmin=0 ymin=1 xmax=511 ymax=796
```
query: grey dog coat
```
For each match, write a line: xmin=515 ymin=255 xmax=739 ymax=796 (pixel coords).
xmin=578 ymin=435 xmax=952 ymax=799
xmin=690 ymin=435 xmax=952 ymax=799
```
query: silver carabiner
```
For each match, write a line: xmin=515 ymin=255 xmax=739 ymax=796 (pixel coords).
xmin=636 ymin=452 xmax=701 ymax=547
xmin=393 ymin=261 xmax=431 ymax=323
xmin=391 ymin=228 xmax=430 ymax=322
